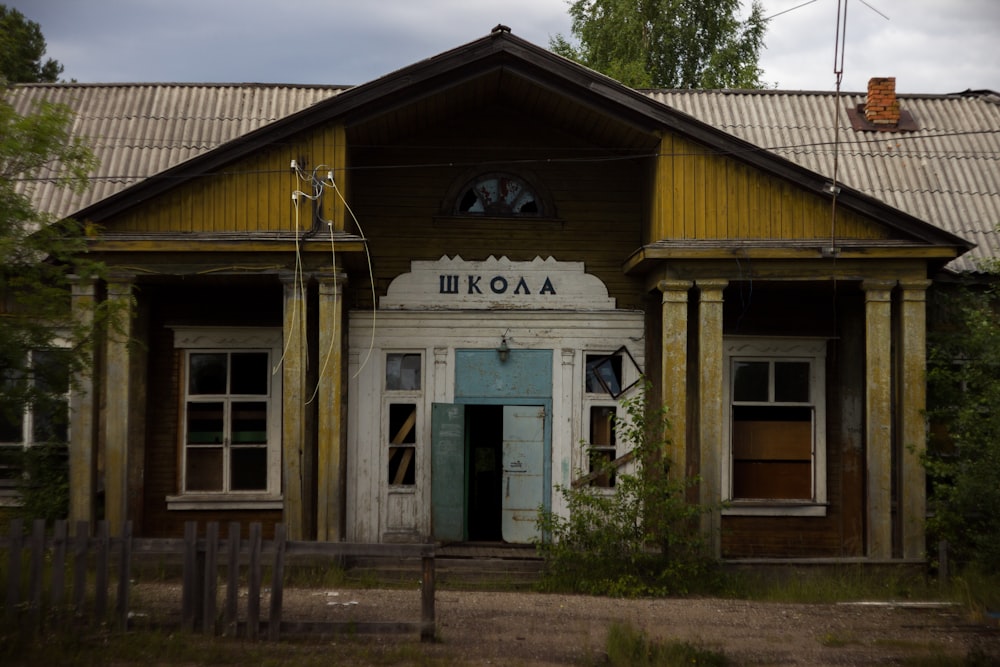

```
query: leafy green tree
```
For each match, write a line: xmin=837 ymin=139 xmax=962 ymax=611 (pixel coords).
xmin=551 ymin=0 xmax=767 ymax=89
xmin=0 ymin=5 xmax=64 ymax=84
xmin=924 ymin=283 xmax=1000 ymax=574
xmin=1 ymin=88 xmax=102 ymax=520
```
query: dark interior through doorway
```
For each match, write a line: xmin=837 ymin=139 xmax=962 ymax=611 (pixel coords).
xmin=465 ymin=404 xmax=503 ymax=541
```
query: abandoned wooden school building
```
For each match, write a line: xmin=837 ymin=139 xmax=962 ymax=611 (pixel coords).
xmin=8 ymin=28 xmax=1000 ymax=560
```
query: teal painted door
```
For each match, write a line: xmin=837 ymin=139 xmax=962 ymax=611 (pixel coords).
xmin=431 ymin=403 xmax=466 ymax=542
xmin=501 ymin=405 xmax=545 ymax=543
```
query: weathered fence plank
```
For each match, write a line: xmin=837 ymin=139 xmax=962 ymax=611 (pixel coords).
xmin=224 ymin=522 xmax=240 ymax=637
xmin=72 ymin=521 xmax=87 ymax=612
xmin=247 ymin=522 xmax=262 ymax=640
xmin=117 ymin=521 xmax=132 ymax=630
xmin=51 ymin=520 xmax=67 ymax=609
xmin=268 ymin=523 xmax=286 ymax=641
xmin=202 ymin=522 xmax=218 ymax=636
xmin=5 ymin=518 xmax=23 ymax=618
xmin=94 ymin=521 xmax=109 ymax=619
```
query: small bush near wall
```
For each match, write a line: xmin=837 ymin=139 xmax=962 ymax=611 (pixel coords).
xmin=535 ymin=382 xmax=718 ymax=596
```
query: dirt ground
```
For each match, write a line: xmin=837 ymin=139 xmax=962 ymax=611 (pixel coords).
xmin=130 ymin=583 xmax=1000 ymax=665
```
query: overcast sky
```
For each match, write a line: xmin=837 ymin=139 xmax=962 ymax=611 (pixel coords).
xmin=10 ymin=0 xmax=1000 ymax=94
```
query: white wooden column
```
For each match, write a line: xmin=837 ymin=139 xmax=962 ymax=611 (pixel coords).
xmin=68 ymin=276 xmax=97 ymax=526
xmin=697 ymin=279 xmax=727 ymax=558
xmin=103 ymin=273 xmax=134 ymax=534
xmin=317 ymin=271 xmax=346 ymax=541
xmin=899 ymin=279 xmax=932 ymax=560
xmin=659 ymin=280 xmax=692 ymax=482
xmin=280 ymin=271 xmax=310 ymax=540
xmin=863 ymin=279 xmax=896 ymax=559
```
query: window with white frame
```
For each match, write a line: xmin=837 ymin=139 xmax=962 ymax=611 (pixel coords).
xmin=0 ymin=348 xmax=71 ymax=447
xmin=0 ymin=348 xmax=70 ymax=501
xmin=583 ymin=352 xmax=625 ymax=487
xmin=385 ymin=352 xmax=422 ymax=487
xmin=169 ymin=328 xmax=282 ymax=508
xmin=723 ymin=337 xmax=827 ymax=515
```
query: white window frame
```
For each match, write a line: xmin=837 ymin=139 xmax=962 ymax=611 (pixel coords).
xmin=166 ymin=327 xmax=282 ymax=510
xmin=0 ymin=345 xmax=71 ymax=449
xmin=0 ymin=344 xmax=71 ymax=505
xmin=383 ymin=350 xmax=424 ymax=490
xmin=580 ymin=349 xmax=640 ymax=488
xmin=722 ymin=337 xmax=827 ymax=517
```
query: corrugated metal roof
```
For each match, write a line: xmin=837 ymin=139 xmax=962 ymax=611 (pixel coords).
xmin=647 ymin=89 xmax=1000 ymax=273
xmin=7 ymin=83 xmax=345 ymax=221
xmin=6 ymin=78 xmax=998 ymax=273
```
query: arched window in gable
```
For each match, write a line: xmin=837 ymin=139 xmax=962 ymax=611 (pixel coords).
xmin=450 ymin=172 xmax=550 ymax=217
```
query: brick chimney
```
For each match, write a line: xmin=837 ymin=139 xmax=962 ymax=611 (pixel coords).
xmin=865 ymin=77 xmax=900 ymax=126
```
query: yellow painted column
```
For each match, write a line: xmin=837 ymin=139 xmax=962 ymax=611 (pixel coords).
xmin=103 ymin=273 xmax=134 ymax=535
xmin=863 ymin=279 xmax=896 ymax=559
xmin=68 ymin=276 xmax=97 ymax=526
xmin=280 ymin=270 xmax=309 ymax=540
xmin=697 ymin=279 xmax=727 ymax=558
xmin=899 ymin=279 xmax=932 ymax=560
xmin=658 ymin=280 xmax=692 ymax=482
xmin=317 ymin=271 xmax=347 ymax=541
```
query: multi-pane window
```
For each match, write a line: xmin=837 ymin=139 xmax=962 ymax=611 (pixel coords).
xmin=724 ymin=338 xmax=827 ymax=511
xmin=0 ymin=349 xmax=70 ymax=446
xmin=183 ymin=351 xmax=273 ymax=493
xmin=385 ymin=353 xmax=421 ymax=486
xmin=584 ymin=352 xmax=624 ymax=487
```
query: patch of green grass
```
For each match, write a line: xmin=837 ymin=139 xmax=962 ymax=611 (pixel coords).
xmin=606 ymin=621 xmax=728 ymax=667
xmin=0 ymin=625 xmax=455 ymax=667
xmin=726 ymin=564 xmax=941 ymax=604
xmin=818 ymin=631 xmax=861 ymax=647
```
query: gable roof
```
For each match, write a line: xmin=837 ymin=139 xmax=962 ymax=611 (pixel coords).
xmin=7 ymin=30 xmax=993 ymax=272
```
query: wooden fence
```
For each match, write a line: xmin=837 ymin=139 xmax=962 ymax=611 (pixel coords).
xmin=2 ymin=519 xmax=435 ymax=641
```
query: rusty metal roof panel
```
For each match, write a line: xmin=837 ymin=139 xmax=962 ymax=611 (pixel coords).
xmin=7 ymin=83 xmax=345 ymax=221
xmin=648 ymin=89 xmax=1000 ymax=272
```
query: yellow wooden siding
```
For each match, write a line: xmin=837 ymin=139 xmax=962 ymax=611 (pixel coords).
xmin=104 ymin=125 xmax=347 ymax=234
xmin=651 ymin=133 xmax=891 ymax=242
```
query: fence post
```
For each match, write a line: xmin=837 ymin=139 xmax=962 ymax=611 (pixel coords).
xmin=5 ymin=518 xmax=24 ymax=619
xmin=268 ymin=524 xmax=286 ymax=641
xmin=421 ymin=548 xmax=435 ymax=642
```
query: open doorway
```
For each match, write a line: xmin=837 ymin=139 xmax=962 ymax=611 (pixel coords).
xmin=466 ymin=405 xmax=503 ymax=541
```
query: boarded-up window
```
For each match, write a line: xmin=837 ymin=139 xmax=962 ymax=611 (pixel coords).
xmin=725 ymin=340 xmax=826 ymax=506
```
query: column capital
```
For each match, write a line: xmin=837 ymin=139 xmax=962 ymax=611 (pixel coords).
xmin=279 ymin=269 xmax=312 ymax=285
xmin=861 ymin=279 xmax=896 ymax=300
xmin=898 ymin=279 xmax=933 ymax=300
xmin=317 ymin=271 xmax=348 ymax=295
xmin=68 ymin=274 xmax=97 ymax=297
xmin=658 ymin=279 xmax=693 ymax=293
xmin=658 ymin=279 xmax=693 ymax=303
xmin=696 ymin=278 xmax=728 ymax=300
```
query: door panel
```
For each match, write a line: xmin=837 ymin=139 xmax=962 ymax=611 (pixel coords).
xmin=432 ymin=403 xmax=465 ymax=542
xmin=501 ymin=405 xmax=545 ymax=543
